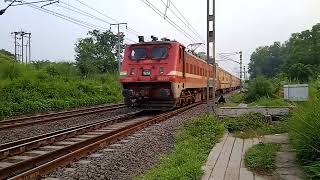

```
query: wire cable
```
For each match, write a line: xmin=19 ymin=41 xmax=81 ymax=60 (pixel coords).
xmin=140 ymin=0 xmax=199 ymax=44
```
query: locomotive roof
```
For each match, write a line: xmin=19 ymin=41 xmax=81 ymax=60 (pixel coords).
xmin=130 ymin=41 xmax=179 ymax=46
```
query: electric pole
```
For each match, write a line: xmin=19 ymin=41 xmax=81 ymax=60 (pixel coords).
xmin=11 ymin=30 xmax=31 ymax=63
xmin=243 ymin=66 xmax=246 ymax=80
xmin=239 ymin=51 xmax=243 ymax=91
xmin=207 ymin=0 xmax=215 ymax=111
xmin=11 ymin=31 xmax=19 ymax=61
xmin=110 ymin=23 xmax=127 ymax=74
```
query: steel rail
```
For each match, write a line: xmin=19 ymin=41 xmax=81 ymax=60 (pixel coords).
xmin=2 ymin=102 xmax=201 ymax=180
xmin=0 ymin=111 xmax=143 ymax=160
xmin=0 ymin=103 xmax=125 ymax=130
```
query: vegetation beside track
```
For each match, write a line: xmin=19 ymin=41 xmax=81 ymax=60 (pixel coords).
xmin=138 ymin=114 xmax=224 ymax=179
xmin=0 ymin=55 xmax=122 ymax=119
xmin=245 ymin=143 xmax=280 ymax=175
xmin=224 ymin=113 xmax=288 ymax=139
xmin=288 ymin=82 xmax=320 ymax=179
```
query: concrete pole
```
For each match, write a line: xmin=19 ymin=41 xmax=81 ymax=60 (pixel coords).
xmin=21 ymin=33 xmax=24 ymax=64
xmin=207 ymin=0 xmax=216 ymax=111
xmin=14 ymin=33 xmax=17 ymax=61
xmin=239 ymin=51 xmax=243 ymax=91
xmin=110 ymin=23 xmax=127 ymax=74
xmin=28 ymin=33 xmax=31 ymax=62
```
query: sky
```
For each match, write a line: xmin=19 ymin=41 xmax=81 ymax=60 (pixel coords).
xmin=1 ymin=0 xmax=320 ymax=76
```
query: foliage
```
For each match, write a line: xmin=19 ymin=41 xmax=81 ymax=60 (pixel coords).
xmin=0 ymin=51 xmax=14 ymax=62
xmin=139 ymin=114 xmax=224 ymax=179
xmin=229 ymin=92 xmax=245 ymax=103
xmin=75 ymin=30 xmax=123 ymax=76
xmin=248 ymin=23 xmax=320 ymax=80
xmin=287 ymin=63 xmax=313 ymax=83
xmin=249 ymin=97 xmax=290 ymax=107
xmin=288 ymin=83 xmax=320 ymax=179
xmin=245 ymin=143 xmax=280 ymax=175
xmin=224 ymin=113 xmax=288 ymax=139
xmin=0 ymin=49 xmax=14 ymax=58
xmin=0 ymin=60 xmax=122 ymax=119
xmin=245 ymin=77 xmax=276 ymax=102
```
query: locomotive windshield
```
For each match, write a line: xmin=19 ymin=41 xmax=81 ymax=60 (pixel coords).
xmin=130 ymin=48 xmax=147 ymax=60
xmin=152 ymin=47 xmax=168 ymax=59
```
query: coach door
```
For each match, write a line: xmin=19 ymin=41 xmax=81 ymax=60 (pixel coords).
xmin=180 ymin=46 xmax=186 ymax=78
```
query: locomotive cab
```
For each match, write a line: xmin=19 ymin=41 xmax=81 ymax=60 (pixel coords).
xmin=119 ymin=40 xmax=185 ymax=110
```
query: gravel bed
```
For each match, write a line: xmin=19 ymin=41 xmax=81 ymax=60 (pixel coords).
xmin=46 ymin=104 xmax=208 ymax=180
xmin=0 ymin=108 xmax=134 ymax=144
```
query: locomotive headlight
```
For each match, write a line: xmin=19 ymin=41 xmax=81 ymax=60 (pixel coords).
xmin=130 ymin=68 xmax=136 ymax=75
xmin=159 ymin=67 xmax=164 ymax=74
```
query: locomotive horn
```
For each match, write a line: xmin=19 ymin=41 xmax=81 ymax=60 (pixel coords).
xmin=138 ymin=36 xmax=144 ymax=43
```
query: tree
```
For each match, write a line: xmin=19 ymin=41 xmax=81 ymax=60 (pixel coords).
xmin=75 ymin=30 xmax=124 ymax=76
xmin=248 ymin=23 xmax=320 ymax=81
xmin=0 ymin=49 xmax=14 ymax=58
xmin=287 ymin=63 xmax=313 ymax=83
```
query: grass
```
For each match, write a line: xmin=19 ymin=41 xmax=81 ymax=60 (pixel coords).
xmin=229 ymin=92 xmax=245 ymax=103
xmin=224 ymin=113 xmax=288 ymax=139
xmin=249 ymin=97 xmax=291 ymax=107
xmin=137 ymin=114 xmax=225 ymax=180
xmin=245 ymin=143 xmax=280 ymax=175
xmin=0 ymin=59 xmax=122 ymax=119
xmin=288 ymin=83 xmax=320 ymax=179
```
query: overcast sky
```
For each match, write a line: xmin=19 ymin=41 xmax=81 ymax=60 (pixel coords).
xmin=1 ymin=0 xmax=320 ymax=75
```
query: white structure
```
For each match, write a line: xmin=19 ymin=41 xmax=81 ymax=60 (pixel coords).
xmin=284 ymin=84 xmax=308 ymax=101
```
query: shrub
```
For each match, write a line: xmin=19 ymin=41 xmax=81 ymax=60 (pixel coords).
xmin=245 ymin=143 xmax=280 ymax=175
xmin=0 ymin=61 xmax=122 ymax=119
xmin=140 ymin=115 xmax=224 ymax=179
xmin=249 ymin=97 xmax=290 ymax=107
xmin=224 ymin=113 xmax=288 ymax=138
xmin=229 ymin=92 xmax=245 ymax=103
xmin=288 ymin=85 xmax=320 ymax=179
xmin=245 ymin=76 xmax=276 ymax=102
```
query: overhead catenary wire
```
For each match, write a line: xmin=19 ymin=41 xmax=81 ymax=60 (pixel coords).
xmin=140 ymin=0 xmax=200 ymax=45
xmin=72 ymin=0 xmax=142 ymax=37
xmin=159 ymin=0 xmax=205 ymax=44
xmin=23 ymin=1 xmax=137 ymax=43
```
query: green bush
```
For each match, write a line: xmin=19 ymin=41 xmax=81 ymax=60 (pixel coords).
xmin=249 ymin=97 xmax=290 ymax=107
xmin=224 ymin=113 xmax=287 ymax=139
xmin=139 ymin=115 xmax=224 ymax=179
xmin=0 ymin=61 xmax=122 ymax=119
xmin=245 ymin=143 xmax=280 ymax=175
xmin=229 ymin=92 xmax=245 ymax=103
xmin=288 ymin=84 xmax=320 ymax=179
xmin=245 ymin=77 xmax=276 ymax=103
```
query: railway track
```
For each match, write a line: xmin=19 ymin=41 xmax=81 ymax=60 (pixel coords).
xmin=0 ymin=103 xmax=125 ymax=131
xmin=0 ymin=102 xmax=201 ymax=180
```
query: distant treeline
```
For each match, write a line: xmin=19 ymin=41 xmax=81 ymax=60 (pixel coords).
xmin=248 ymin=23 xmax=320 ymax=83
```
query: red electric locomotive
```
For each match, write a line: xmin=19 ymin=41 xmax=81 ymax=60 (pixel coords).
xmin=119 ymin=36 xmax=240 ymax=110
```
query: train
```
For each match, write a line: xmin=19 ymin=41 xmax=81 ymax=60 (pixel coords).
xmin=119 ymin=36 xmax=240 ymax=110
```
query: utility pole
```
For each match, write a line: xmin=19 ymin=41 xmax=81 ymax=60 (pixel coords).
xmin=243 ymin=66 xmax=246 ymax=80
xmin=207 ymin=0 xmax=215 ymax=111
xmin=11 ymin=32 xmax=18 ymax=61
xmin=11 ymin=30 xmax=31 ymax=63
xmin=28 ymin=33 xmax=31 ymax=62
xmin=21 ymin=32 xmax=24 ymax=63
xmin=110 ymin=23 xmax=127 ymax=74
xmin=239 ymin=51 xmax=243 ymax=91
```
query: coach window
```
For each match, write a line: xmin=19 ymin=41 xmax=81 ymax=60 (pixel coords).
xmin=131 ymin=48 xmax=147 ymax=60
xmin=152 ymin=47 xmax=168 ymax=59
xmin=190 ymin=64 xmax=193 ymax=74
